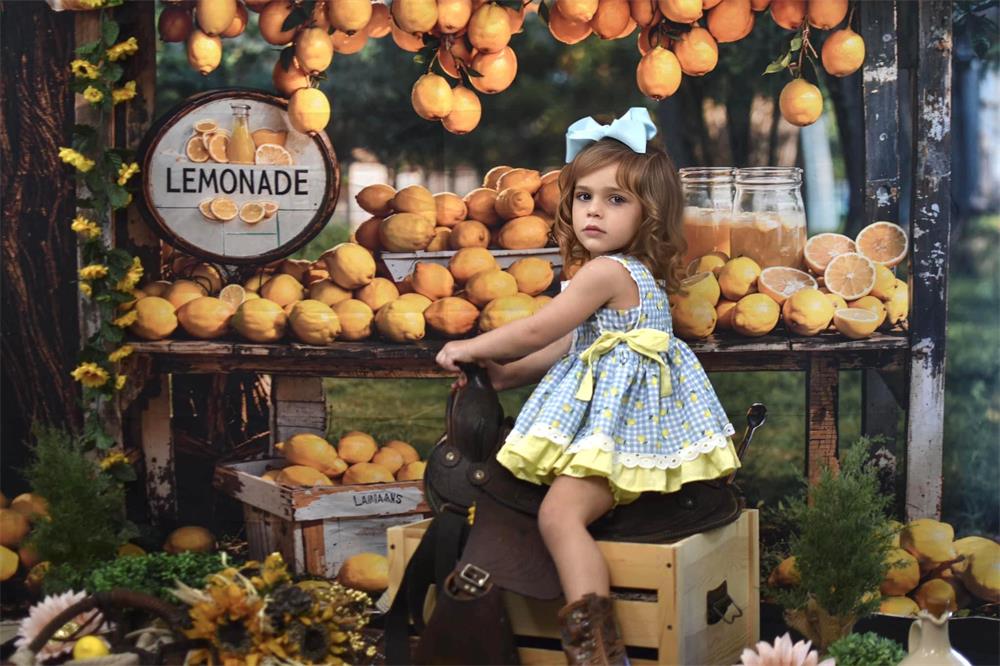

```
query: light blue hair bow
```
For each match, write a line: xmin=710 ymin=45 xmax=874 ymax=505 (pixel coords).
xmin=564 ymin=107 xmax=658 ymax=164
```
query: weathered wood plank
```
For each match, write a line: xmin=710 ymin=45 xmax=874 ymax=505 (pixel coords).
xmin=271 ymin=376 xmax=326 ymax=452
xmin=140 ymin=373 xmax=176 ymax=523
xmin=905 ymin=0 xmax=952 ymax=520
xmin=806 ymin=355 xmax=839 ymax=486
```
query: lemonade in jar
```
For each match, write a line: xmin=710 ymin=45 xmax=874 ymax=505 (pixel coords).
xmin=730 ymin=167 xmax=807 ymax=269
xmin=679 ymin=167 xmax=734 ymax=265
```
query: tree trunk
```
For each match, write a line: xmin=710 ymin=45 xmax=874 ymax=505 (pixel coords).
xmin=1 ymin=2 xmax=82 ymax=492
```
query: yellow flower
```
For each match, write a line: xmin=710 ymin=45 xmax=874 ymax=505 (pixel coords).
xmin=108 ymin=345 xmax=134 ymax=363
xmin=116 ymin=256 xmax=143 ymax=292
xmin=115 ymin=374 xmax=126 ymax=390
xmin=79 ymin=264 xmax=108 ymax=280
xmin=117 ymin=161 xmax=140 ymax=186
xmin=71 ymin=216 xmax=102 ymax=240
xmin=78 ymin=0 xmax=105 ymax=7
xmin=112 ymin=80 xmax=137 ymax=105
xmin=99 ymin=450 xmax=129 ymax=470
xmin=114 ymin=310 xmax=138 ymax=327
xmin=83 ymin=86 xmax=103 ymax=104
xmin=106 ymin=37 xmax=139 ymax=62
xmin=70 ymin=59 xmax=100 ymax=79
xmin=71 ymin=362 xmax=109 ymax=388
xmin=79 ymin=282 xmax=92 ymax=297
xmin=58 ymin=147 xmax=95 ymax=172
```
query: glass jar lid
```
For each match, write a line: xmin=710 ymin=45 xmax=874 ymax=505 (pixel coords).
xmin=679 ymin=167 xmax=736 ymax=184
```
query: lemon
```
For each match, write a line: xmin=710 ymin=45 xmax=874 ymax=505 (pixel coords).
xmin=73 ymin=636 xmax=110 ymax=660
xmin=686 ymin=251 xmax=729 ymax=277
xmin=781 ymin=288 xmax=834 ymax=336
xmin=679 ymin=272 xmax=721 ymax=306
xmin=374 ymin=298 xmax=426 ymax=342
xmin=209 ymin=196 xmax=238 ymax=221
xmin=289 ymin=299 xmax=342 ymax=344
xmin=718 ymin=256 xmax=761 ymax=301
xmin=0 ymin=545 xmax=18 ymax=581
xmin=884 ymin=280 xmax=909 ymax=327
xmin=288 ymin=87 xmax=331 ymax=134
xmin=732 ymin=293 xmax=780 ymax=337
xmin=218 ymin=284 xmax=246 ymax=308
xmin=232 ymin=298 xmax=287 ymax=342
xmin=193 ymin=119 xmax=218 ymax=134
xmin=670 ymin=295 xmax=717 ymax=340
xmin=834 ymin=308 xmax=881 ymax=340
xmin=847 ymin=295 xmax=887 ymax=328
xmin=186 ymin=135 xmax=210 ymax=163
xmin=715 ymin=299 xmax=737 ymax=330
xmin=131 ymin=297 xmax=179 ymax=340
xmin=870 ymin=264 xmax=897 ymax=300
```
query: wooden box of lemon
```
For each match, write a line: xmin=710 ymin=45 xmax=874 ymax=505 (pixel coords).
xmin=214 ymin=429 xmax=430 ymax=579
xmin=386 ymin=511 xmax=760 ymax=666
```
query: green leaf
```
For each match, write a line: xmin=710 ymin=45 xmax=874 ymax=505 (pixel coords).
xmin=281 ymin=6 xmax=308 ymax=32
xmin=75 ymin=40 xmax=101 ymax=57
xmin=465 ymin=66 xmax=484 ymax=78
xmin=102 ymin=20 xmax=120 ymax=46
xmin=537 ymin=0 xmax=550 ymax=24
xmin=108 ymin=185 xmax=131 ymax=210
xmin=279 ymin=45 xmax=295 ymax=71
xmin=789 ymin=36 xmax=802 ymax=51
xmin=109 ymin=464 xmax=138 ymax=483
xmin=104 ymin=63 xmax=124 ymax=84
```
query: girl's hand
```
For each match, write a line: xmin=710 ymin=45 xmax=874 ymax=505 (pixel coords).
xmin=436 ymin=340 xmax=477 ymax=373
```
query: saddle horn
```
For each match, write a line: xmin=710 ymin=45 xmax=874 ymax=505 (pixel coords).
xmin=725 ymin=403 xmax=767 ymax=485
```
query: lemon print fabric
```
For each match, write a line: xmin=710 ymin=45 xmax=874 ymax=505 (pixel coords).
xmin=495 ymin=253 xmax=740 ymax=503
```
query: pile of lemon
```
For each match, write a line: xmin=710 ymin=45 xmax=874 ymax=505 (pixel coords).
xmin=671 ymin=221 xmax=909 ymax=341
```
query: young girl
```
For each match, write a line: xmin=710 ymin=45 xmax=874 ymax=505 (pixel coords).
xmin=436 ymin=108 xmax=740 ymax=665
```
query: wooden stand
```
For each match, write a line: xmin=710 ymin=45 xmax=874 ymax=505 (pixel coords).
xmin=386 ymin=511 xmax=760 ymax=666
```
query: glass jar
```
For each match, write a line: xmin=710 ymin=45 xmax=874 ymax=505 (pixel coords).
xmin=679 ymin=167 xmax=735 ymax=265
xmin=730 ymin=167 xmax=807 ymax=269
xmin=228 ymin=104 xmax=256 ymax=165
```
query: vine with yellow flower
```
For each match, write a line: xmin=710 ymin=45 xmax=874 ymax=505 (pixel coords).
xmin=62 ymin=4 xmax=146 ymax=450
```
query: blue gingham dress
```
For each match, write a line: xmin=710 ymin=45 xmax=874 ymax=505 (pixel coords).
xmin=496 ymin=253 xmax=737 ymax=497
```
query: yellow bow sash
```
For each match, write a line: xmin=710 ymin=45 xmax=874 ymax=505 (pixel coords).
xmin=574 ymin=328 xmax=672 ymax=401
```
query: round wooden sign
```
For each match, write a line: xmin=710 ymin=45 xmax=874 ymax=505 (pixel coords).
xmin=138 ymin=88 xmax=339 ymax=265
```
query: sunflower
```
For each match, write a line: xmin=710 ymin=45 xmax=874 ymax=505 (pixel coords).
xmin=288 ymin=620 xmax=331 ymax=664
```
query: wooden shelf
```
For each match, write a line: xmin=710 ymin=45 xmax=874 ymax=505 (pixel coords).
xmin=128 ymin=329 xmax=908 ymax=377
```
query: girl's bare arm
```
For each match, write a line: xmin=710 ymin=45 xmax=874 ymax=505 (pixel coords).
xmin=493 ymin=333 xmax=573 ymax=390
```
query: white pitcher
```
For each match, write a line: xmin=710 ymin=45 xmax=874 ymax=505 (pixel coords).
xmin=898 ymin=610 xmax=972 ymax=666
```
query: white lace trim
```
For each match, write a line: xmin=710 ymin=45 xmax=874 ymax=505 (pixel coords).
xmin=507 ymin=422 xmax=737 ymax=471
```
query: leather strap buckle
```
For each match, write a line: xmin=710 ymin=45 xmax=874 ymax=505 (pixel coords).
xmin=458 ymin=563 xmax=490 ymax=592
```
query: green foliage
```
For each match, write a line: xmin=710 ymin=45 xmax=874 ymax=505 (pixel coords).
xmin=768 ymin=439 xmax=894 ymax=618
xmin=61 ymin=552 xmax=230 ymax=601
xmin=24 ymin=426 xmax=136 ymax=586
xmin=826 ymin=631 xmax=906 ymax=666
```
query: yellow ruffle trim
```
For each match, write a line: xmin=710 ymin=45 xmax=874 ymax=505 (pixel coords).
xmin=495 ymin=436 xmax=741 ymax=506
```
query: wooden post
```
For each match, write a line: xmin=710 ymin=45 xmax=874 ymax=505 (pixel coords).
xmin=806 ymin=355 xmax=839 ymax=486
xmin=859 ymin=0 xmax=903 ymax=501
xmin=140 ymin=373 xmax=176 ymax=523
xmin=905 ymin=1 xmax=952 ymax=520
xmin=270 ymin=376 xmax=327 ymax=453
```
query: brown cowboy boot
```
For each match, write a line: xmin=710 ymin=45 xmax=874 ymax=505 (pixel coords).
xmin=557 ymin=593 xmax=629 ymax=665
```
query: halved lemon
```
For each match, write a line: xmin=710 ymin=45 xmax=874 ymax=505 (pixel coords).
xmin=823 ymin=252 xmax=876 ymax=301
xmin=186 ymin=135 xmax=210 ymax=163
xmin=201 ymin=128 xmax=231 ymax=150
xmin=847 ymin=295 xmax=887 ymax=328
xmin=219 ymin=283 xmax=247 ymax=309
xmin=240 ymin=201 xmax=266 ymax=224
xmin=757 ymin=266 xmax=817 ymax=306
xmin=856 ymin=221 xmax=908 ymax=267
xmin=833 ymin=308 xmax=881 ymax=339
xmin=198 ymin=199 xmax=218 ymax=220
xmin=209 ymin=196 xmax=239 ymax=221
xmin=193 ymin=119 xmax=219 ymax=134
xmin=255 ymin=143 xmax=293 ymax=166
xmin=207 ymin=133 xmax=230 ymax=163
xmin=262 ymin=201 xmax=279 ymax=218
xmin=804 ymin=232 xmax=856 ymax=275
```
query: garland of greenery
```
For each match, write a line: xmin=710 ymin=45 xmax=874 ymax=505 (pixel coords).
xmin=61 ymin=3 xmax=146 ymax=451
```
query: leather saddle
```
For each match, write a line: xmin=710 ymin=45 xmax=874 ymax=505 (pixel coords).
xmin=385 ymin=363 xmax=766 ymax=665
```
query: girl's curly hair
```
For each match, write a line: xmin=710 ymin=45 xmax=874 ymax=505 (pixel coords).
xmin=553 ymin=138 xmax=687 ymax=293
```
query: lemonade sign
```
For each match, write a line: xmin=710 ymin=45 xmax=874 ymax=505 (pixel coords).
xmin=139 ymin=89 xmax=339 ymax=264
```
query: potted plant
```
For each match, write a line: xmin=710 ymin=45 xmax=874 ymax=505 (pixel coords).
xmin=766 ymin=440 xmax=896 ymax=652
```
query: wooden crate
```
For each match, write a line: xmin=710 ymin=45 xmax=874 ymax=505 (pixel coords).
xmin=214 ymin=458 xmax=430 ymax=578
xmin=386 ymin=510 xmax=759 ymax=666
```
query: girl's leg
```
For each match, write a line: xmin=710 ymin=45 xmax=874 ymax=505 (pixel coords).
xmin=537 ymin=474 xmax=614 ymax=602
